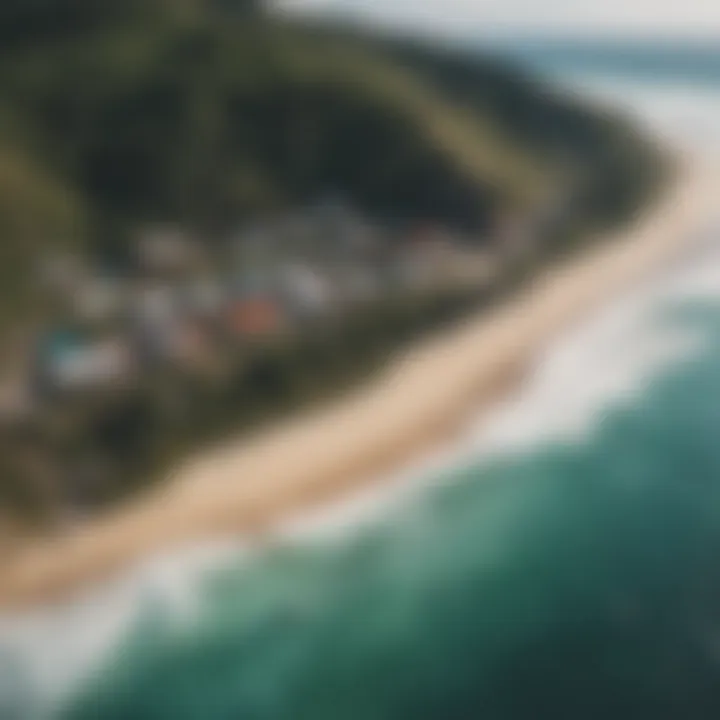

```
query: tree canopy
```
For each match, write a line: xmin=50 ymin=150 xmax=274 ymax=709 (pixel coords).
xmin=0 ymin=1 xmax=667 ymax=304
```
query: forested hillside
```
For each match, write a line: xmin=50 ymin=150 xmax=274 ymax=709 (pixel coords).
xmin=0 ymin=0 xmax=667 ymax=320
xmin=0 ymin=0 xmax=673 ymax=522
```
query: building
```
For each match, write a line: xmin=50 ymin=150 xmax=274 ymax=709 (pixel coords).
xmin=135 ymin=226 xmax=204 ymax=277
xmin=277 ymin=263 xmax=335 ymax=321
xmin=224 ymin=296 xmax=285 ymax=339
xmin=35 ymin=331 xmax=135 ymax=393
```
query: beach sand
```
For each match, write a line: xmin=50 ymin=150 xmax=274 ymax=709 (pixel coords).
xmin=0 ymin=158 xmax=716 ymax=609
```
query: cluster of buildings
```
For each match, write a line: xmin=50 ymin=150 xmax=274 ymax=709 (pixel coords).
xmin=9 ymin=200 xmax=500 ymax=412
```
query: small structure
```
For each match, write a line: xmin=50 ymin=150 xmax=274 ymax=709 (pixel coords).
xmin=152 ymin=319 xmax=217 ymax=371
xmin=34 ymin=330 xmax=135 ymax=393
xmin=277 ymin=263 xmax=334 ymax=321
xmin=126 ymin=283 xmax=184 ymax=367
xmin=135 ymin=226 xmax=204 ymax=277
xmin=224 ymin=296 xmax=284 ymax=339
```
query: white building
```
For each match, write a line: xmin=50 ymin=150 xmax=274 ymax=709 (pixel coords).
xmin=50 ymin=337 xmax=134 ymax=390
xmin=278 ymin=263 xmax=334 ymax=319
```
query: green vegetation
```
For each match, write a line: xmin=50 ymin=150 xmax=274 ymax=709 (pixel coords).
xmin=0 ymin=0 xmax=671 ymax=523
xmin=0 ymin=148 xmax=86 ymax=325
xmin=0 ymin=0 xmax=666 ymax=269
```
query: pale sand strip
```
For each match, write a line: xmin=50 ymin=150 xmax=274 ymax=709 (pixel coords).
xmin=0 ymin=159 xmax=716 ymax=608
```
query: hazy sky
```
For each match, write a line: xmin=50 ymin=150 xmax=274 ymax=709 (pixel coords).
xmin=277 ymin=0 xmax=720 ymax=38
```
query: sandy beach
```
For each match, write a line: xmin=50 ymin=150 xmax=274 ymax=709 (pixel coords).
xmin=0 ymin=157 xmax=716 ymax=609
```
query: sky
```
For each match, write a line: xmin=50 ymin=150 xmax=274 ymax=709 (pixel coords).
xmin=276 ymin=0 xmax=720 ymax=39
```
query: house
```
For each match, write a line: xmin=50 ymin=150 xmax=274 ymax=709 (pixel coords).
xmin=126 ymin=283 xmax=184 ymax=366
xmin=135 ymin=226 xmax=204 ymax=277
xmin=61 ymin=337 xmax=134 ymax=389
xmin=34 ymin=331 xmax=135 ymax=393
xmin=277 ymin=263 xmax=335 ymax=321
xmin=224 ymin=296 xmax=284 ymax=339
xmin=145 ymin=318 xmax=217 ymax=371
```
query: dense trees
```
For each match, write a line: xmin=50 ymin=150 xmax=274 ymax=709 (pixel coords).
xmin=0 ymin=0 xmax=666 ymax=276
xmin=0 ymin=149 xmax=86 ymax=328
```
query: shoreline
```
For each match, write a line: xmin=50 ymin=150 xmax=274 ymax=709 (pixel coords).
xmin=0 ymin=158 xmax=715 ymax=610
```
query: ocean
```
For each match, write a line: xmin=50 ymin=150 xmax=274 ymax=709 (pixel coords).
xmin=4 ymin=42 xmax=720 ymax=720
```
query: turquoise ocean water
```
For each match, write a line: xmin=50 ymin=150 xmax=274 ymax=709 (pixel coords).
xmin=4 ymin=44 xmax=720 ymax=720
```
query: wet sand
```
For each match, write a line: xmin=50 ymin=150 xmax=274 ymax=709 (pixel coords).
xmin=0 ymin=159 xmax=715 ymax=609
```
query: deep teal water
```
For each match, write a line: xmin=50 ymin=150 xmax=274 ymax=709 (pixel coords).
xmin=62 ymin=296 xmax=720 ymax=719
